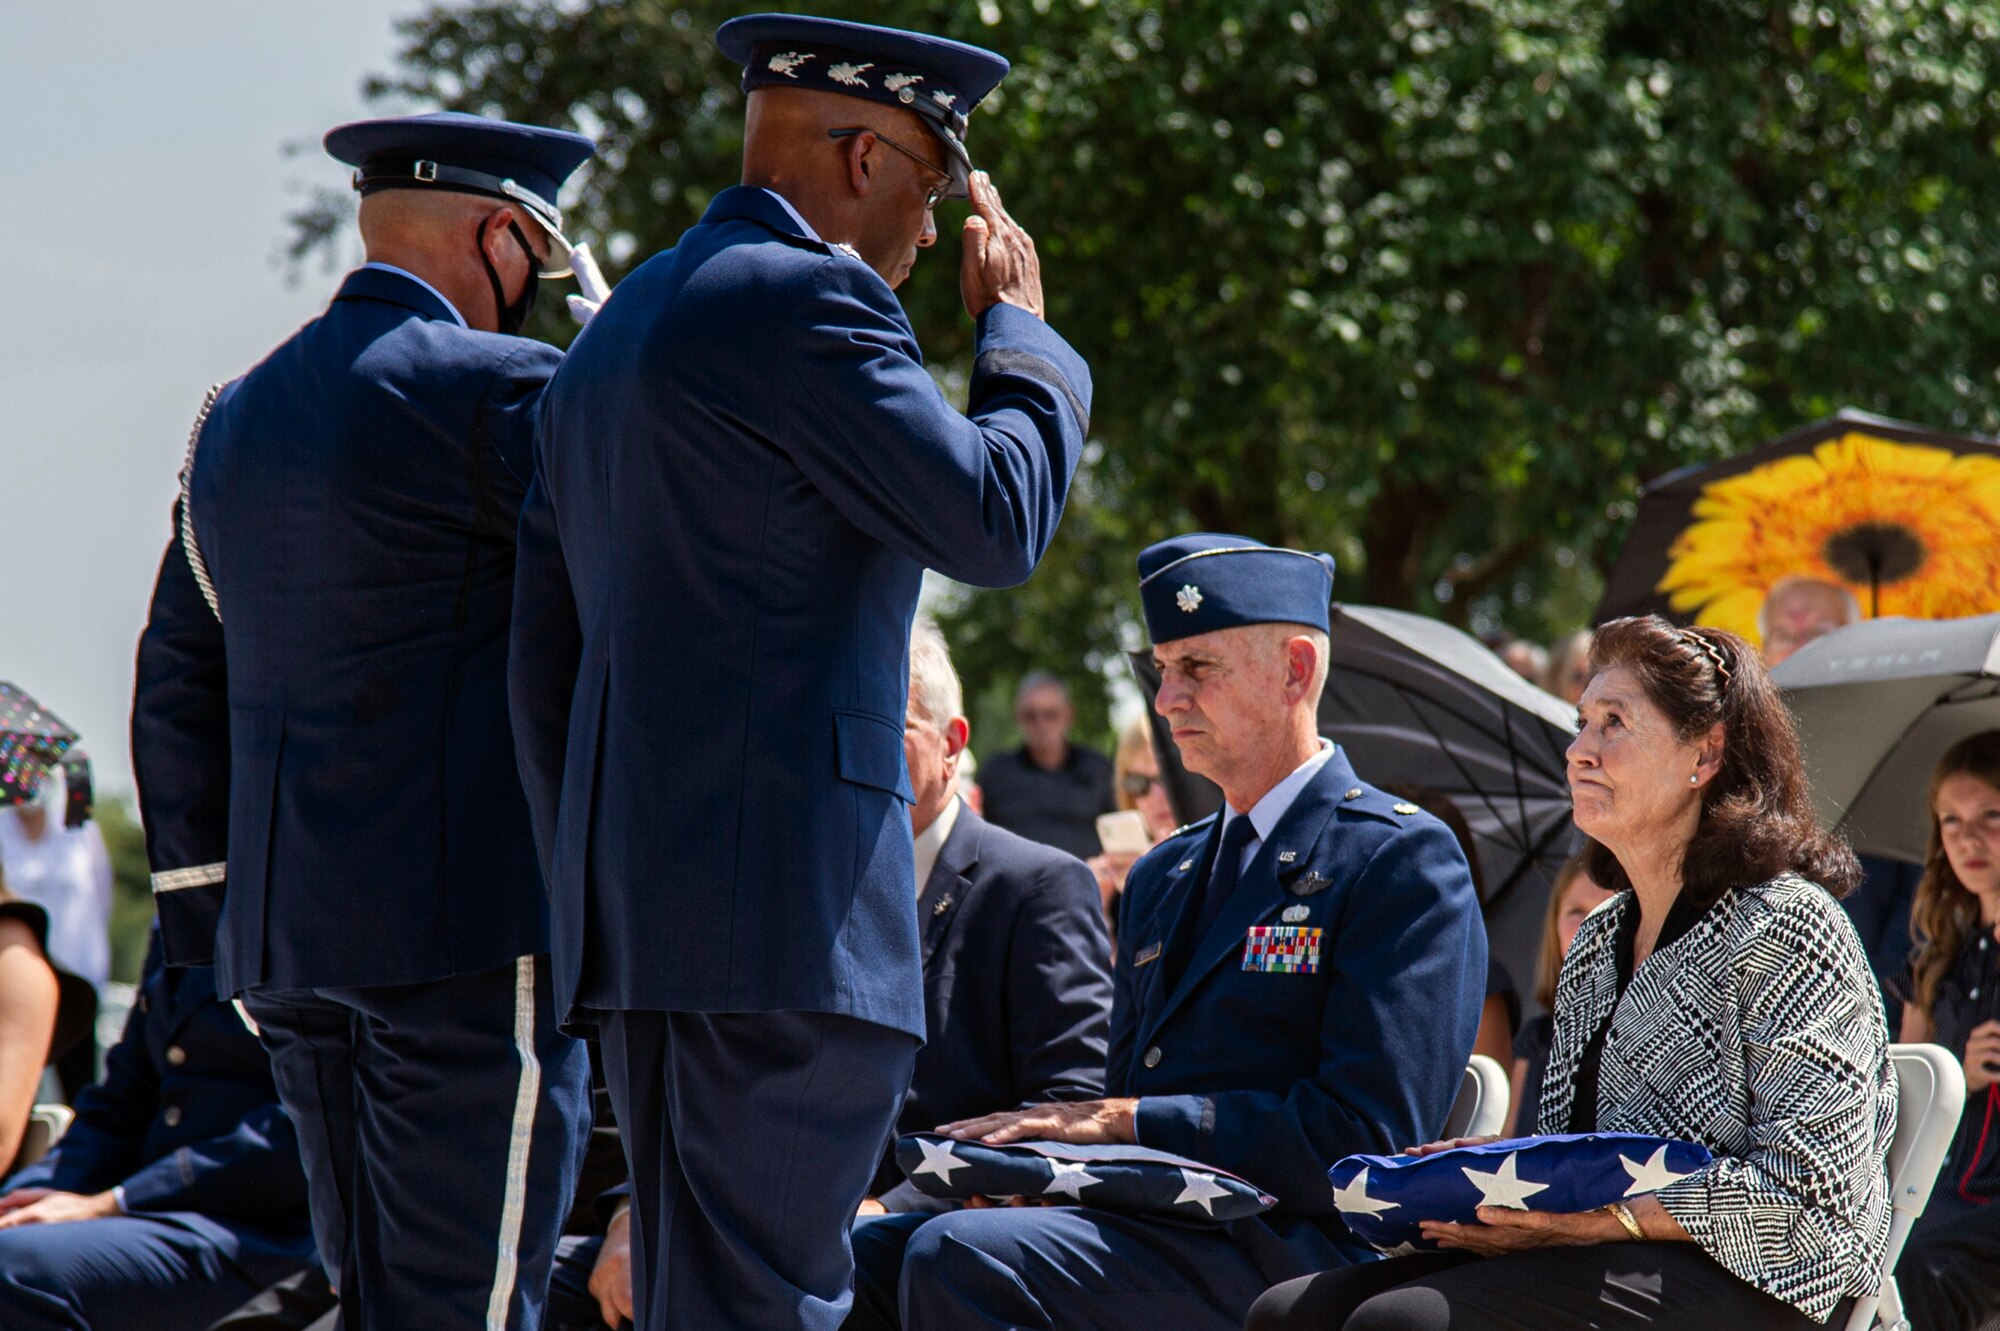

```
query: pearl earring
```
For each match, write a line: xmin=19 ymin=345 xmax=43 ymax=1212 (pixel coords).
xmin=1689 ymin=773 xmax=1700 ymax=785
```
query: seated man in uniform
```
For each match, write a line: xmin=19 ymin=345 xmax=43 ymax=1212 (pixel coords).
xmin=0 ymin=928 xmax=314 ymax=1331
xmin=553 ymin=620 xmax=1114 ymax=1330
xmin=850 ymin=533 xmax=1489 ymax=1330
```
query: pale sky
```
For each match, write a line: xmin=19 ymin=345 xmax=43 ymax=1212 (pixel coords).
xmin=2 ymin=1 xmax=421 ymax=794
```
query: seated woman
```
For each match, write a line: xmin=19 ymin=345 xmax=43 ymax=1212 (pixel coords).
xmin=1891 ymin=730 xmax=2000 ymax=1330
xmin=1249 ymin=615 xmax=1895 ymax=1331
xmin=1505 ymin=854 xmax=1615 ymax=1136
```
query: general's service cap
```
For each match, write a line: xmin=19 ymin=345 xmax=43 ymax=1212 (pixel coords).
xmin=717 ymin=13 xmax=1010 ymax=200
xmin=1137 ymin=533 xmax=1338 ymax=645
xmin=324 ymin=112 xmax=597 ymax=276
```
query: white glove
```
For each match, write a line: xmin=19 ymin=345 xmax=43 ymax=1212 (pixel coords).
xmin=567 ymin=242 xmax=612 ymax=326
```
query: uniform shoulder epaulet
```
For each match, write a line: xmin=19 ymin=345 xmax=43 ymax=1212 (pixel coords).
xmin=1168 ymin=813 xmax=1217 ymax=840
xmin=1335 ymin=782 xmax=1426 ymax=824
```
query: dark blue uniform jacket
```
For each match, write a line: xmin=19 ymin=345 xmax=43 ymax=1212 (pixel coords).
xmin=875 ymin=806 xmax=1112 ymax=1201
xmin=131 ymin=266 xmax=561 ymax=995
xmin=6 ymin=931 xmax=313 ymax=1271
xmin=1111 ymin=748 xmax=1486 ymax=1278
xmin=509 ymin=187 xmax=1091 ymax=1038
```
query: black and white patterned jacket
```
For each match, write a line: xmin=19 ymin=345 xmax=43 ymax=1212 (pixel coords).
xmin=1538 ymin=873 xmax=1896 ymax=1322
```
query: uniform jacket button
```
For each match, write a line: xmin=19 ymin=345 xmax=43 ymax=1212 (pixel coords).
xmin=162 ymin=1105 xmax=183 ymax=1128
xmin=1142 ymin=1046 xmax=1162 ymax=1069
xmin=164 ymin=1046 xmax=187 ymax=1066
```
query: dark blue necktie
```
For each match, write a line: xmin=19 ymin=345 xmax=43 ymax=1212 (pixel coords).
xmin=1172 ymin=814 xmax=1258 ymax=985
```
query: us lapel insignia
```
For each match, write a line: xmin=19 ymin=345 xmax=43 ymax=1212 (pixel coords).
xmin=1277 ymin=850 xmax=1297 ymax=864
xmin=1134 ymin=941 xmax=1162 ymax=968
xmin=1177 ymin=859 xmax=1194 ymax=873
xmin=1289 ymin=872 xmax=1333 ymax=898
xmin=1281 ymin=904 xmax=1310 ymax=924
xmin=932 ymin=895 xmax=953 ymax=917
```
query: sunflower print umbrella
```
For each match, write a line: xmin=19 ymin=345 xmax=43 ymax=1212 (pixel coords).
xmin=1596 ymin=409 xmax=2000 ymax=644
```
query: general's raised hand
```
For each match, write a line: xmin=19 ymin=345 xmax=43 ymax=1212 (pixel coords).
xmin=960 ymin=172 xmax=1044 ymax=321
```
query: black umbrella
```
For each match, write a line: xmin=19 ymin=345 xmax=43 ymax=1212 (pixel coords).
xmin=1770 ymin=612 xmax=2000 ymax=863
xmin=1130 ymin=604 xmax=1580 ymax=999
xmin=0 ymin=684 xmax=92 ymax=828
xmin=1597 ymin=409 xmax=2000 ymax=640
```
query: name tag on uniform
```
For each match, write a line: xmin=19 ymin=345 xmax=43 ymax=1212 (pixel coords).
xmin=1243 ymin=926 xmax=1322 ymax=975
xmin=1134 ymin=941 xmax=1162 ymax=968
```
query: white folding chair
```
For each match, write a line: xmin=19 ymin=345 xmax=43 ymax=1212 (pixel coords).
xmin=12 ymin=1103 xmax=74 ymax=1172
xmin=1442 ymin=1054 xmax=1511 ymax=1140
xmin=1845 ymin=1043 xmax=1967 ymax=1331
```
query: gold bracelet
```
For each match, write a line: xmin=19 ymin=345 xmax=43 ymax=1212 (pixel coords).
xmin=1605 ymin=1201 xmax=1645 ymax=1242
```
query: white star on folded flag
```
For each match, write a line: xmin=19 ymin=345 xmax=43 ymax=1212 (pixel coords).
xmin=912 ymin=1139 xmax=969 ymax=1184
xmin=1619 ymin=1144 xmax=1694 ymax=1197
xmin=1174 ymin=1168 xmax=1231 ymax=1215
xmin=1042 ymin=1159 xmax=1104 ymax=1201
xmin=1331 ymin=1167 xmax=1400 ymax=1218
xmin=1379 ymin=1241 xmax=1420 ymax=1257
xmin=1460 ymin=1152 xmax=1550 ymax=1210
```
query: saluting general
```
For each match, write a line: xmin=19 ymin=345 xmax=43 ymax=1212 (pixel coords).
xmin=508 ymin=13 xmax=1091 ymax=1330
xmin=129 ymin=113 xmax=597 ymax=1328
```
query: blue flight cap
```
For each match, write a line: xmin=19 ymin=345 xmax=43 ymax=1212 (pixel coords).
xmin=1137 ymin=533 xmax=1338 ymax=645
xmin=324 ymin=111 xmax=597 ymax=276
xmin=716 ymin=13 xmax=1010 ymax=200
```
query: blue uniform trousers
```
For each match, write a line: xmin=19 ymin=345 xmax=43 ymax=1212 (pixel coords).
xmin=849 ymin=1207 xmax=1284 ymax=1331
xmin=0 ymin=1214 xmax=279 ymax=1331
xmin=596 ymin=1009 xmax=915 ymax=1331
xmin=243 ymin=956 xmax=589 ymax=1331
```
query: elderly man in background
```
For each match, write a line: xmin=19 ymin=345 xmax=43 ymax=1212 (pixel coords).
xmin=1758 ymin=574 xmax=1861 ymax=665
xmin=980 ymin=673 xmax=1117 ymax=859
xmin=855 ymin=534 xmax=1487 ymax=1330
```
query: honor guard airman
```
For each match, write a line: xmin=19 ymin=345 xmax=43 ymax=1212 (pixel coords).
xmin=129 ymin=112 xmax=597 ymax=1329
xmin=507 ymin=13 xmax=1091 ymax=1330
xmin=854 ymin=534 xmax=1488 ymax=1330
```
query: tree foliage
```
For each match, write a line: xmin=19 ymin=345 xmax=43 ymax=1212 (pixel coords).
xmin=339 ymin=0 xmax=2000 ymax=742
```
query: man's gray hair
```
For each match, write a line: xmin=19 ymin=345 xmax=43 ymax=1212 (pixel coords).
xmin=909 ymin=619 xmax=965 ymax=725
xmin=1015 ymin=670 xmax=1069 ymax=706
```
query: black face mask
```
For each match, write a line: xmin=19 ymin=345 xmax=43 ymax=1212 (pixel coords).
xmin=481 ymin=219 xmax=540 ymax=336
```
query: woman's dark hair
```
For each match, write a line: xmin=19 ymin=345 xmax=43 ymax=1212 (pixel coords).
xmin=1579 ymin=615 xmax=1858 ymax=906
xmin=1906 ymin=731 xmax=2000 ymax=1016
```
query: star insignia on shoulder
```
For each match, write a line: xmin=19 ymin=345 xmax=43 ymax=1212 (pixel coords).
xmin=1392 ymin=802 xmax=1420 ymax=815
xmin=1176 ymin=584 xmax=1204 ymax=613
xmin=767 ymin=51 xmax=814 ymax=77
xmin=1342 ymin=787 xmax=1363 ymax=801
xmin=827 ymin=61 xmax=874 ymax=87
xmin=829 ymin=241 xmax=862 ymax=261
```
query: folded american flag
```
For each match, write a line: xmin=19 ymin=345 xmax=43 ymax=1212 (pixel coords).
xmin=1329 ymin=1133 xmax=1713 ymax=1252
xmin=895 ymin=1133 xmax=1276 ymax=1222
